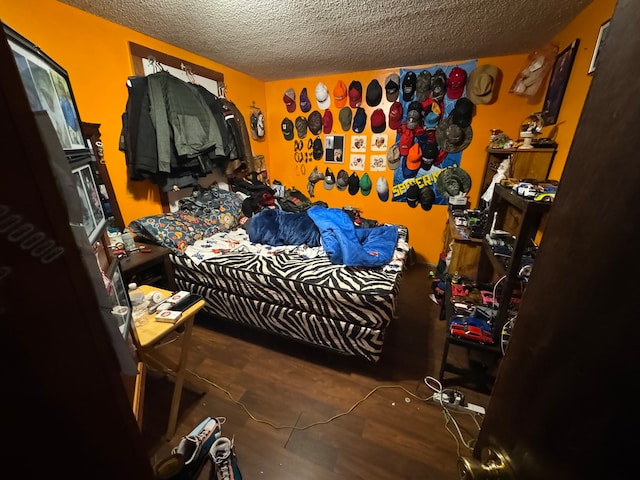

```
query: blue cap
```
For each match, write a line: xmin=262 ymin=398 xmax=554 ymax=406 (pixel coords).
xmin=352 ymin=107 xmax=367 ymax=133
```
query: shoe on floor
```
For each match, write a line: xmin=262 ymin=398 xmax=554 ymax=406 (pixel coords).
xmin=171 ymin=416 xmax=225 ymax=477
xmin=209 ymin=436 xmax=242 ymax=480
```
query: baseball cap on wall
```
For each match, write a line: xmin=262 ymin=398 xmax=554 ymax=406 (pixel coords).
xmin=370 ymin=108 xmax=386 ymax=133
xmin=388 ymin=102 xmax=403 ymax=130
xmin=281 ymin=117 xmax=294 ymax=140
xmin=299 ymin=87 xmax=312 ymax=112
xmin=403 ymin=143 xmax=422 ymax=178
xmin=451 ymin=97 xmax=474 ymax=128
xmin=322 ymin=109 xmax=333 ymax=134
xmin=385 ymin=73 xmax=400 ymax=102
xmin=359 ymin=172 xmax=372 ymax=196
xmin=307 ymin=110 xmax=323 ymax=135
xmin=366 ymin=79 xmax=383 ymax=107
xmin=387 ymin=144 xmax=400 ymax=170
xmin=295 ymin=115 xmax=308 ymax=139
xmin=315 ymin=82 xmax=331 ymax=110
xmin=348 ymin=80 xmax=363 ymax=108
xmin=416 ymin=71 xmax=432 ymax=102
xmin=323 ymin=167 xmax=336 ymax=190
xmin=402 ymin=71 xmax=417 ymax=101
xmin=333 ymin=80 xmax=348 ymax=108
xmin=446 ymin=67 xmax=468 ymax=100
xmin=336 ymin=169 xmax=349 ymax=191
xmin=283 ymin=88 xmax=296 ymax=112
xmin=352 ymin=107 xmax=367 ymax=133
xmin=430 ymin=69 xmax=447 ymax=102
xmin=419 ymin=186 xmax=436 ymax=211
xmin=312 ymin=137 xmax=324 ymax=160
xmin=348 ymin=172 xmax=360 ymax=195
xmin=376 ymin=176 xmax=390 ymax=201
xmin=406 ymin=184 xmax=420 ymax=208
xmin=339 ymin=106 xmax=352 ymax=131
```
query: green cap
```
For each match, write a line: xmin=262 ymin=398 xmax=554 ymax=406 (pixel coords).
xmin=360 ymin=172 xmax=372 ymax=196
xmin=339 ymin=106 xmax=352 ymax=131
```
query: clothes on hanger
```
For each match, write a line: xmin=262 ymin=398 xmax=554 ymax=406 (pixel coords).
xmin=119 ymin=71 xmax=253 ymax=192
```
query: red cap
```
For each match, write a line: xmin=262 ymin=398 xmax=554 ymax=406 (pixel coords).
xmin=322 ymin=109 xmax=333 ymax=134
xmin=348 ymin=80 xmax=362 ymax=108
xmin=446 ymin=67 xmax=467 ymax=100
xmin=370 ymin=108 xmax=386 ymax=133
xmin=399 ymin=127 xmax=414 ymax=156
xmin=283 ymin=88 xmax=296 ymax=113
xmin=388 ymin=102 xmax=403 ymax=130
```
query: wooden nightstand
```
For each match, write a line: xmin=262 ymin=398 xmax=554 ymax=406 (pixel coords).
xmin=117 ymin=242 xmax=176 ymax=290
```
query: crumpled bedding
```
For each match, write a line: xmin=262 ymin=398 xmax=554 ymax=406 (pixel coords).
xmin=185 ymin=205 xmax=404 ymax=270
xmin=247 ymin=208 xmax=321 ymax=247
xmin=183 ymin=226 xmax=408 ymax=273
xmin=306 ymin=206 xmax=398 ymax=267
xmin=246 ymin=206 xmax=398 ymax=267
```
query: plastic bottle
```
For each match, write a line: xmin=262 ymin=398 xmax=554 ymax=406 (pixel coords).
xmin=128 ymin=283 xmax=148 ymax=326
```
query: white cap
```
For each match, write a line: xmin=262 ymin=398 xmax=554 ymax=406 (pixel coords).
xmin=376 ymin=176 xmax=389 ymax=202
xmin=315 ymin=82 xmax=331 ymax=110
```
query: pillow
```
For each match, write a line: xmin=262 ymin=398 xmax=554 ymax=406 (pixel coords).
xmin=178 ymin=185 xmax=244 ymax=219
xmin=129 ymin=212 xmax=214 ymax=255
xmin=129 ymin=186 xmax=244 ymax=255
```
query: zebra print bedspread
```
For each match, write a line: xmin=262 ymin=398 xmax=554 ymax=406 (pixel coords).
xmin=171 ymin=226 xmax=410 ymax=362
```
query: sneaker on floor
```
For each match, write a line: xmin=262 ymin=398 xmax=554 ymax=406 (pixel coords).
xmin=209 ymin=436 xmax=242 ymax=480
xmin=172 ymin=416 xmax=226 ymax=477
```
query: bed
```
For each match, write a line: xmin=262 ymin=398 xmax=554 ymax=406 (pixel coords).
xmin=129 ymin=184 xmax=410 ymax=362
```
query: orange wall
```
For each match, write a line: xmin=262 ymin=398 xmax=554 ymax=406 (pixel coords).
xmin=263 ymin=0 xmax=614 ymax=265
xmin=0 ymin=0 xmax=268 ymax=222
xmin=1 ymin=0 xmax=615 ymax=265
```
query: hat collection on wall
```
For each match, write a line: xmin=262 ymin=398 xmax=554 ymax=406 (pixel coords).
xmin=281 ymin=60 xmax=500 ymax=206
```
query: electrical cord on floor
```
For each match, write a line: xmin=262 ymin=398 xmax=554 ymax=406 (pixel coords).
xmin=188 ymin=368 xmax=432 ymax=431
xmin=423 ymin=375 xmax=483 ymax=457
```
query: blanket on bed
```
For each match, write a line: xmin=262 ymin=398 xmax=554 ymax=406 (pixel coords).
xmin=306 ymin=206 xmax=398 ymax=267
xmin=247 ymin=208 xmax=322 ymax=247
xmin=247 ymin=206 xmax=398 ymax=267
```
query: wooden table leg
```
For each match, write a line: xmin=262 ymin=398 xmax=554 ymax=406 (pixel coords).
xmin=164 ymin=316 xmax=195 ymax=440
xmin=132 ymin=361 xmax=146 ymax=429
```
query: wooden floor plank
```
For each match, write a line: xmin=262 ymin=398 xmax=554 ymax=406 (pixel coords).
xmin=141 ymin=264 xmax=491 ymax=479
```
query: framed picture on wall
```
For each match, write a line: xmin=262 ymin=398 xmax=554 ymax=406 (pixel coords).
xmin=2 ymin=22 xmax=88 ymax=157
xmin=541 ymin=39 xmax=580 ymax=126
xmin=588 ymin=19 xmax=611 ymax=74
xmin=72 ymin=157 xmax=107 ymax=244
xmin=106 ymin=259 xmax=133 ymax=342
xmin=324 ymin=135 xmax=345 ymax=163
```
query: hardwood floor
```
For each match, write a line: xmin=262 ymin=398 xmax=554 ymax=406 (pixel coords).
xmin=139 ymin=263 xmax=493 ymax=479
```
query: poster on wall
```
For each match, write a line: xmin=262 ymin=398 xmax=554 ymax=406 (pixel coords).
xmin=391 ymin=59 xmax=477 ymax=205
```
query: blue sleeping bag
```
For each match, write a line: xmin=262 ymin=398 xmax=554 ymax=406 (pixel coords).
xmin=247 ymin=209 xmax=322 ymax=247
xmin=306 ymin=206 xmax=398 ymax=267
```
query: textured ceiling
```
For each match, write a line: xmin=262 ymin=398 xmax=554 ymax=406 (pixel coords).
xmin=60 ymin=0 xmax=594 ymax=82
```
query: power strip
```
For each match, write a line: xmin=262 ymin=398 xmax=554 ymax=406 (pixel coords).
xmin=432 ymin=392 xmax=486 ymax=415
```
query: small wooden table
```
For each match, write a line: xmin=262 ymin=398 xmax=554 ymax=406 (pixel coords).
xmin=130 ymin=285 xmax=207 ymax=439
